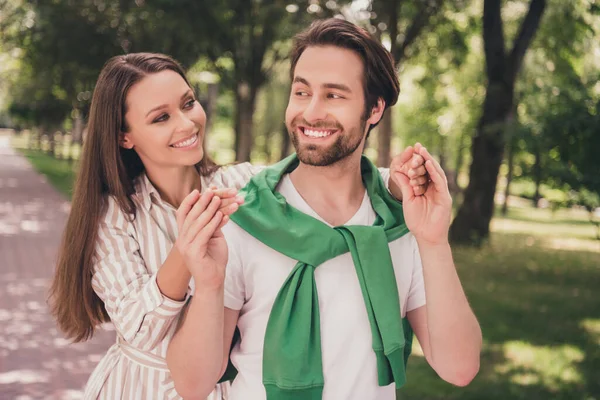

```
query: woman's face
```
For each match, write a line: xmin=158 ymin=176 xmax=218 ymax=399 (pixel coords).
xmin=121 ymin=70 xmax=206 ymax=170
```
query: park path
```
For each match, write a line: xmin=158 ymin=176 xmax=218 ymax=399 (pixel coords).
xmin=0 ymin=130 xmax=114 ymax=399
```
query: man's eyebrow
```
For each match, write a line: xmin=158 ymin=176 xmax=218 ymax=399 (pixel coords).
xmin=293 ymin=76 xmax=310 ymax=86
xmin=293 ymin=76 xmax=352 ymax=93
xmin=145 ymin=90 xmax=194 ymax=117
xmin=322 ymin=83 xmax=352 ymax=93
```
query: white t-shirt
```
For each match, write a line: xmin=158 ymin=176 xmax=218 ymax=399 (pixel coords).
xmin=222 ymin=174 xmax=426 ymax=400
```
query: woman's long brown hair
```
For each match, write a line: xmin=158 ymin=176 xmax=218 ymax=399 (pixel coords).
xmin=49 ymin=53 xmax=218 ymax=342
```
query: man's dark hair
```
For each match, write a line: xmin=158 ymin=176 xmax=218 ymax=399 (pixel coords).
xmin=290 ymin=18 xmax=400 ymax=130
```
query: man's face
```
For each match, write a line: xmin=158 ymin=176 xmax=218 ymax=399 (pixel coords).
xmin=285 ymin=45 xmax=376 ymax=167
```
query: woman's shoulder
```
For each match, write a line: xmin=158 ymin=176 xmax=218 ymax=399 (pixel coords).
xmin=206 ymin=162 xmax=265 ymax=190
xmin=100 ymin=193 xmax=142 ymax=230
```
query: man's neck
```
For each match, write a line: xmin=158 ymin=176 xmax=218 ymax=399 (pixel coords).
xmin=290 ymin=153 xmax=365 ymax=226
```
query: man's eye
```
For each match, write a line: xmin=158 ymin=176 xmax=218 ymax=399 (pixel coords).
xmin=328 ymin=93 xmax=342 ymax=99
xmin=295 ymin=91 xmax=309 ymax=97
xmin=153 ymin=114 xmax=169 ymax=123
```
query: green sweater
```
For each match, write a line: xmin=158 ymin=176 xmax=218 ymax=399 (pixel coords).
xmin=228 ymin=154 xmax=413 ymax=399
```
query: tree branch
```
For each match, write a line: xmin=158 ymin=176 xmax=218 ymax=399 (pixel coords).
xmin=483 ymin=0 xmax=506 ymax=82
xmin=394 ymin=0 xmax=444 ymax=65
xmin=507 ymin=0 xmax=546 ymax=83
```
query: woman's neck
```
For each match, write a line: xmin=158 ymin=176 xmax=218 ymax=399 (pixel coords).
xmin=144 ymin=165 xmax=201 ymax=209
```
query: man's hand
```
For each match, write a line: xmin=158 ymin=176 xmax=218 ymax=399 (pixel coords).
xmin=389 ymin=143 xmax=429 ymax=200
xmin=391 ymin=145 xmax=452 ymax=245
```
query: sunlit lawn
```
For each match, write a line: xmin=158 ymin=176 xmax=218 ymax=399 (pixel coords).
xmin=9 ymin=135 xmax=600 ymax=399
xmin=400 ymin=205 xmax=599 ymax=399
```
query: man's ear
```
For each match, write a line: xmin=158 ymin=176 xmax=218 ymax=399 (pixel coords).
xmin=120 ymin=132 xmax=134 ymax=149
xmin=367 ymin=98 xmax=386 ymax=126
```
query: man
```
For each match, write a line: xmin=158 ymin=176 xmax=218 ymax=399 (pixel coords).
xmin=168 ymin=18 xmax=481 ymax=400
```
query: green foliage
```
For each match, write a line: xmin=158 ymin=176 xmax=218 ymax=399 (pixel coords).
xmin=512 ymin=0 xmax=600 ymax=202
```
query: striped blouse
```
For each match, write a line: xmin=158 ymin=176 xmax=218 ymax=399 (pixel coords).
xmin=84 ymin=161 xmax=392 ymax=400
xmin=84 ymin=162 xmax=263 ymax=400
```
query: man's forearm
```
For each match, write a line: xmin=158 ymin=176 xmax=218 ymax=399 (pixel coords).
xmin=167 ymin=287 xmax=225 ymax=399
xmin=418 ymin=240 xmax=482 ymax=385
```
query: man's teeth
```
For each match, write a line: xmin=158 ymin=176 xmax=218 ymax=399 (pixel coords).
xmin=304 ymin=129 xmax=333 ymax=138
xmin=172 ymin=135 xmax=197 ymax=148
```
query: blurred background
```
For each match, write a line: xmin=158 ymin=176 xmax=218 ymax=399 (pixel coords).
xmin=0 ymin=0 xmax=598 ymax=399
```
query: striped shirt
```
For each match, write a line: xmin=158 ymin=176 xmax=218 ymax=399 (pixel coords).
xmin=84 ymin=161 xmax=392 ymax=400
xmin=84 ymin=163 xmax=263 ymax=400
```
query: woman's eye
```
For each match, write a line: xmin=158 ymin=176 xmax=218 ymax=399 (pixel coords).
xmin=153 ymin=114 xmax=169 ymax=123
xmin=184 ymin=99 xmax=196 ymax=108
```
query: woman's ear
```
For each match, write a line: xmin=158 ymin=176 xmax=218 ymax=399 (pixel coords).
xmin=367 ymin=98 xmax=385 ymax=126
xmin=120 ymin=132 xmax=134 ymax=149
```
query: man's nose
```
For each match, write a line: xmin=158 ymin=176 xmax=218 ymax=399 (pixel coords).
xmin=302 ymin=96 xmax=328 ymax=123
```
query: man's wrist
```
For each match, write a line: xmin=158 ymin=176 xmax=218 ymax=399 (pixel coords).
xmin=415 ymin=237 xmax=451 ymax=251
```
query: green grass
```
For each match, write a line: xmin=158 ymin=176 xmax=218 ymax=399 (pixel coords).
xmin=19 ymin=149 xmax=77 ymax=197
xmin=399 ymin=215 xmax=599 ymax=399
xmin=9 ymin=135 xmax=600 ymax=399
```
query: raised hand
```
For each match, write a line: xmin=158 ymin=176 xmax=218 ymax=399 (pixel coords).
xmin=391 ymin=145 xmax=452 ymax=246
xmin=174 ymin=189 xmax=241 ymax=290
xmin=389 ymin=144 xmax=429 ymax=199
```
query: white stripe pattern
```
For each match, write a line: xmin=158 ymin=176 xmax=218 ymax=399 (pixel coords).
xmin=84 ymin=162 xmax=262 ymax=400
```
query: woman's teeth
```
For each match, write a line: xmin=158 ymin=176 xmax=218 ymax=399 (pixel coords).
xmin=303 ymin=129 xmax=334 ymax=138
xmin=171 ymin=135 xmax=198 ymax=148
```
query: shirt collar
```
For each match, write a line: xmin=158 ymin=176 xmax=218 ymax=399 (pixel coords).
xmin=134 ymin=172 xmax=212 ymax=212
xmin=135 ymin=173 xmax=161 ymax=212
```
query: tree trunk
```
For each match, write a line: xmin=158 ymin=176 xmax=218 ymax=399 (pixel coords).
xmin=204 ymin=83 xmax=219 ymax=136
xmin=502 ymin=135 xmax=515 ymax=216
xmin=377 ymin=112 xmax=393 ymax=167
xmin=234 ymin=81 xmax=257 ymax=162
xmin=36 ymin=128 xmax=43 ymax=151
xmin=449 ymin=0 xmax=546 ymax=245
xmin=590 ymin=210 xmax=600 ymax=240
xmin=532 ymin=146 xmax=542 ymax=207
xmin=201 ymin=82 xmax=219 ymax=156
xmin=377 ymin=0 xmax=399 ymax=168
xmin=450 ymin=84 xmax=513 ymax=244
xmin=453 ymin=129 xmax=469 ymax=193
xmin=70 ymin=111 xmax=84 ymax=163
xmin=48 ymin=128 xmax=56 ymax=157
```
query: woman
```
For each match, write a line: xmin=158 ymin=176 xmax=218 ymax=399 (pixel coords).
xmin=49 ymin=53 xmax=259 ymax=399
xmin=49 ymin=52 xmax=426 ymax=399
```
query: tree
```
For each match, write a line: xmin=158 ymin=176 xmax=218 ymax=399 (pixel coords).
xmin=450 ymin=0 xmax=546 ymax=245
xmin=366 ymin=0 xmax=470 ymax=166
xmin=1 ymin=0 xmax=124 ymax=150
xmin=500 ymin=0 xmax=598 ymax=214
xmin=200 ymin=1 xmax=345 ymax=162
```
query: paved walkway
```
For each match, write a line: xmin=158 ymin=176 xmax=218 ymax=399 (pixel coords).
xmin=0 ymin=131 xmax=114 ymax=399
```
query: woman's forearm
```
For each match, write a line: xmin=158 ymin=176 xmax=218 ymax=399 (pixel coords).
xmin=156 ymin=246 xmax=191 ymax=301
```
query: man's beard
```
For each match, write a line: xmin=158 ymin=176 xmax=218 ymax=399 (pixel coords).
xmin=289 ymin=117 xmax=367 ymax=167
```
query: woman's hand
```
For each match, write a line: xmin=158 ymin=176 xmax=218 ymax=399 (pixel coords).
xmin=174 ymin=188 xmax=242 ymax=291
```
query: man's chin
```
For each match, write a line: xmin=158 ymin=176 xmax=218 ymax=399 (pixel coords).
xmin=296 ymin=148 xmax=342 ymax=167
